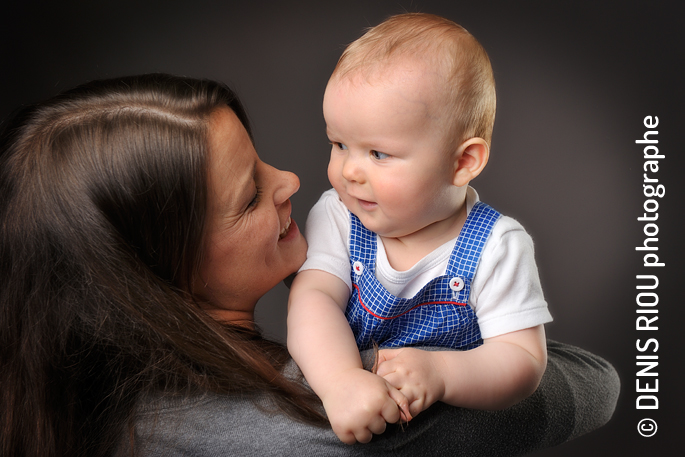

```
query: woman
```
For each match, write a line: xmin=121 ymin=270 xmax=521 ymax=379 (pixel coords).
xmin=0 ymin=74 xmax=618 ymax=456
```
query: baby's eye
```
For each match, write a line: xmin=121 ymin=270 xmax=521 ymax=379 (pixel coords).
xmin=335 ymin=142 xmax=348 ymax=150
xmin=371 ymin=150 xmax=389 ymax=160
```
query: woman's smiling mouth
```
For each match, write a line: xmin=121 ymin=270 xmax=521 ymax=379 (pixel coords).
xmin=279 ymin=217 xmax=292 ymax=239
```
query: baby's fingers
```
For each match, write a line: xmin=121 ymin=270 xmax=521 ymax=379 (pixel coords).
xmin=385 ymin=385 xmax=412 ymax=422
xmin=375 ymin=349 xmax=401 ymax=377
xmin=366 ymin=414 xmax=388 ymax=437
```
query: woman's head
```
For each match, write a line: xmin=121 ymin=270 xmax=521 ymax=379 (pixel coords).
xmin=1 ymin=73 xmax=305 ymax=322
xmin=0 ymin=74 xmax=320 ymax=457
xmin=1 ymin=74 xmax=241 ymax=298
xmin=194 ymin=106 xmax=305 ymax=324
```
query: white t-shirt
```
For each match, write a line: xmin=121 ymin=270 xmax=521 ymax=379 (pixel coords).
xmin=299 ymin=187 xmax=552 ymax=339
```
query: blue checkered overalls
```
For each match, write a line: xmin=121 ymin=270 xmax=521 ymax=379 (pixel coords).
xmin=345 ymin=201 xmax=501 ymax=350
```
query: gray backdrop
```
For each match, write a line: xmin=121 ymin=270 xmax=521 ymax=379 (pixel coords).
xmin=2 ymin=1 xmax=683 ymax=455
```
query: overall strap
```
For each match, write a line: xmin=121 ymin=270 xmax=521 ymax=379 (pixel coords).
xmin=349 ymin=212 xmax=377 ymax=275
xmin=445 ymin=201 xmax=501 ymax=303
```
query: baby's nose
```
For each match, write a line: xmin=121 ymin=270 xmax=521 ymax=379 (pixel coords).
xmin=342 ymin=155 xmax=365 ymax=183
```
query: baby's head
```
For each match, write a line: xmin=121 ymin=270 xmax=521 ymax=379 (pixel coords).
xmin=323 ymin=13 xmax=496 ymax=239
xmin=328 ymin=12 xmax=496 ymax=149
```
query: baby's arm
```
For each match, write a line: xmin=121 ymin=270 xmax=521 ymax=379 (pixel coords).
xmin=287 ymin=269 xmax=409 ymax=444
xmin=376 ymin=325 xmax=547 ymax=417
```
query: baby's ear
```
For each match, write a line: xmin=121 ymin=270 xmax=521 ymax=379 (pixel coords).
xmin=452 ymin=138 xmax=489 ymax=187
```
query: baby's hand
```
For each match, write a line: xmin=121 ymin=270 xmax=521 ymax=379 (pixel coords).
xmin=320 ymin=367 xmax=410 ymax=444
xmin=376 ymin=348 xmax=446 ymax=418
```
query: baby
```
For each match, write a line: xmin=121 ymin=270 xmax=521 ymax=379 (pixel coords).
xmin=287 ymin=13 xmax=552 ymax=444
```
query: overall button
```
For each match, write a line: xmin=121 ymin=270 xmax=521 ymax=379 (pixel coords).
xmin=449 ymin=277 xmax=465 ymax=291
xmin=353 ymin=261 xmax=364 ymax=275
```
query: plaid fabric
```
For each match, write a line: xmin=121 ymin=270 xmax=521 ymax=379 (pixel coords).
xmin=345 ymin=201 xmax=501 ymax=350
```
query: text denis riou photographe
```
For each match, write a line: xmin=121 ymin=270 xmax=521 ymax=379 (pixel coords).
xmin=634 ymin=115 xmax=663 ymax=438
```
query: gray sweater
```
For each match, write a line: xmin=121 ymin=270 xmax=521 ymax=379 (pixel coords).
xmin=127 ymin=341 xmax=619 ymax=456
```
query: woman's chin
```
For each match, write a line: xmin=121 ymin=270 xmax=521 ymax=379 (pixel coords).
xmin=278 ymin=219 xmax=308 ymax=276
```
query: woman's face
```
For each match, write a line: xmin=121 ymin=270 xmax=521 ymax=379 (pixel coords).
xmin=194 ymin=107 xmax=307 ymax=325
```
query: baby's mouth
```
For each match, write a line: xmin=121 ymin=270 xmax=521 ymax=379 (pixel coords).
xmin=357 ymin=198 xmax=377 ymax=210
xmin=279 ymin=217 xmax=292 ymax=239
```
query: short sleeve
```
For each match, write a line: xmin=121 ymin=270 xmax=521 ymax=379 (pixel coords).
xmin=471 ymin=216 xmax=553 ymax=339
xmin=298 ymin=189 xmax=353 ymax=293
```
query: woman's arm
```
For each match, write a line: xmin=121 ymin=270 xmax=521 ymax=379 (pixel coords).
xmin=130 ymin=340 xmax=619 ymax=456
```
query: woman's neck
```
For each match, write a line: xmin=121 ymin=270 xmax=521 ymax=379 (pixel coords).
xmin=203 ymin=308 xmax=256 ymax=329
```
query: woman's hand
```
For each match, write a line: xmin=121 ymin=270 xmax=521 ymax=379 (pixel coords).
xmin=320 ymin=367 xmax=411 ymax=444
xmin=376 ymin=348 xmax=446 ymax=418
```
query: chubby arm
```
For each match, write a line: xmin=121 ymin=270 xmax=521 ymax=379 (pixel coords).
xmin=376 ymin=325 xmax=547 ymax=417
xmin=287 ymin=269 xmax=409 ymax=444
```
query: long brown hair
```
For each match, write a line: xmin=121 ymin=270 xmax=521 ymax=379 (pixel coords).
xmin=0 ymin=74 xmax=325 ymax=457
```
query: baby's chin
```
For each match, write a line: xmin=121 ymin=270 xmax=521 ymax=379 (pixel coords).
xmin=353 ymin=214 xmax=405 ymax=238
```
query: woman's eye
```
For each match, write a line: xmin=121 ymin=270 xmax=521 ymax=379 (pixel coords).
xmin=371 ymin=150 xmax=389 ymax=160
xmin=248 ymin=186 xmax=262 ymax=208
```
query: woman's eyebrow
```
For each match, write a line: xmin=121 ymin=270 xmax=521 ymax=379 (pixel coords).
xmin=228 ymin=159 xmax=258 ymax=213
xmin=239 ymin=160 xmax=257 ymax=193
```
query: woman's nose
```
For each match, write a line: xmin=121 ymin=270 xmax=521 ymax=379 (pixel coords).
xmin=272 ymin=167 xmax=300 ymax=205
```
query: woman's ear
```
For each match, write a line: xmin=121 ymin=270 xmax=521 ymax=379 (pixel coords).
xmin=452 ymin=137 xmax=489 ymax=187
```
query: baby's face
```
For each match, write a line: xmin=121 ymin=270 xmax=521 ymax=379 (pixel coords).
xmin=323 ymin=65 xmax=463 ymax=240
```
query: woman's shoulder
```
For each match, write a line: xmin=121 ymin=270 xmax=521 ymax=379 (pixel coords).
xmin=129 ymin=391 xmax=363 ymax=456
xmin=126 ymin=343 xmax=620 ymax=456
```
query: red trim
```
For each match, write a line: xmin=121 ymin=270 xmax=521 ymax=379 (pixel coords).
xmin=352 ymin=284 xmax=467 ymax=321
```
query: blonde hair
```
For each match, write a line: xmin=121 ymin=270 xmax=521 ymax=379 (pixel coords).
xmin=332 ymin=13 xmax=496 ymax=146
